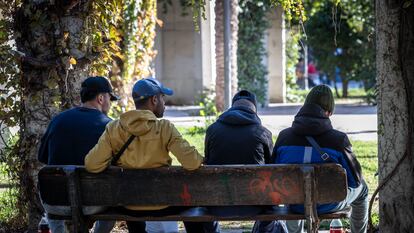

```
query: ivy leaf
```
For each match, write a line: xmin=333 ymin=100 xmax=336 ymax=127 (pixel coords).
xmin=403 ymin=0 xmax=412 ymax=8
xmin=63 ymin=31 xmax=70 ymax=40
xmin=69 ymin=57 xmax=77 ymax=65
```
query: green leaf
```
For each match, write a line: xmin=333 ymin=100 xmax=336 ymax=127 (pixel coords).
xmin=403 ymin=0 xmax=412 ymax=8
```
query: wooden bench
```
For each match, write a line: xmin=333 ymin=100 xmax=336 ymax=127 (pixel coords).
xmin=38 ymin=164 xmax=350 ymax=233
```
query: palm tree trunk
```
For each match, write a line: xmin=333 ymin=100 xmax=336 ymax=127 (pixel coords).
xmin=215 ymin=0 xmax=238 ymax=111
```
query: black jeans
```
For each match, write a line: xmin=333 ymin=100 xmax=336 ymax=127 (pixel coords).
xmin=125 ymin=206 xmax=209 ymax=233
xmin=127 ymin=221 xmax=217 ymax=233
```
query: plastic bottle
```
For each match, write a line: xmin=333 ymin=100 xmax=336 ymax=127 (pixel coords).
xmin=330 ymin=219 xmax=343 ymax=233
xmin=38 ymin=216 xmax=51 ymax=233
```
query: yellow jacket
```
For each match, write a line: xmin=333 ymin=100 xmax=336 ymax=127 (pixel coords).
xmin=85 ymin=110 xmax=203 ymax=210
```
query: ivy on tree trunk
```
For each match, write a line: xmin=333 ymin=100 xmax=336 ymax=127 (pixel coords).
xmin=15 ymin=1 xmax=93 ymax=231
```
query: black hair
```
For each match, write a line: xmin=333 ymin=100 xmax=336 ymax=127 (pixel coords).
xmin=133 ymin=94 xmax=161 ymax=109
xmin=134 ymin=97 xmax=150 ymax=109
xmin=80 ymin=88 xmax=102 ymax=103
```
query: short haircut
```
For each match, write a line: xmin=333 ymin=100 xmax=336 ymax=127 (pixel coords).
xmin=133 ymin=94 xmax=162 ymax=109
xmin=134 ymin=96 xmax=151 ymax=109
xmin=80 ymin=89 xmax=100 ymax=103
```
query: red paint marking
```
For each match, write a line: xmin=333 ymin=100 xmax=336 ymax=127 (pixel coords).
xmin=268 ymin=192 xmax=282 ymax=204
xmin=180 ymin=184 xmax=192 ymax=206
xmin=249 ymin=171 xmax=301 ymax=204
xmin=249 ymin=171 xmax=273 ymax=194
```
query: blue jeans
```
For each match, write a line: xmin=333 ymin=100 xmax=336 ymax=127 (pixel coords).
xmin=286 ymin=180 xmax=369 ymax=233
xmin=146 ymin=221 xmax=179 ymax=233
xmin=42 ymin=203 xmax=115 ymax=233
xmin=48 ymin=219 xmax=115 ymax=233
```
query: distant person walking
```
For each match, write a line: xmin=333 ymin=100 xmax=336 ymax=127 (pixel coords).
xmin=307 ymin=60 xmax=318 ymax=87
xmin=295 ymin=59 xmax=306 ymax=89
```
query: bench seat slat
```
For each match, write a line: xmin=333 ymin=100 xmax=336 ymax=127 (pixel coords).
xmin=48 ymin=207 xmax=350 ymax=222
xmin=39 ymin=164 xmax=347 ymax=207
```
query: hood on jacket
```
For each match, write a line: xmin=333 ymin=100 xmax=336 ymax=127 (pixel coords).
xmin=218 ymin=106 xmax=261 ymax=125
xmin=119 ymin=110 xmax=157 ymax=136
xmin=292 ymin=103 xmax=333 ymax=136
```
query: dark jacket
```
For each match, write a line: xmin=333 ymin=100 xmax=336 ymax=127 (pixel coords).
xmin=273 ymin=103 xmax=363 ymax=213
xmin=205 ymin=106 xmax=273 ymax=165
xmin=38 ymin=107 xmax=111 ymax=165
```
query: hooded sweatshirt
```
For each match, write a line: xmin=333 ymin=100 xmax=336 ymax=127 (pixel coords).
xmin=85 ymin=110 xmax=203 ymax=210
xmin=204 ymin=106 xmax=273 ymax=165
xmin=273 ymin=103 xmax=363 ymax=214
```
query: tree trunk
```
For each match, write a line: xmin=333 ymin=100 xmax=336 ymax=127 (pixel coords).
xmin=214 ymin=0 xmax=238 ymax=111
xmin=341 ymin=78 xmax=348 ymax=98
xmin=230 ymin=0 xmax=238 ymax=95
xmin=15 ymin=1 xmax=92 ymax=231
xmin=329 ymin=71 xmax=341 ymax=98
xmin=377 ymin=0 xmax=414 ymax=232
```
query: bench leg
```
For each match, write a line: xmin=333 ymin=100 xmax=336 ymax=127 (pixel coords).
xmin=65 ymin=167 xmax=88 ymax=233
xmin=303 ymin=167 xmax=319 ymax=233
xmin=306 ymin=217 xmax=312 ymax=233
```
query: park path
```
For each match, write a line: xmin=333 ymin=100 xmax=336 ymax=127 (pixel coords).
xmin=165 ymin=103 xmax=377 ymax=141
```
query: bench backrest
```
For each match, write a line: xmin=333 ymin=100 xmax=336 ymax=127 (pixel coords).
xmin=38 ymin=164 xmax=347 ymax=207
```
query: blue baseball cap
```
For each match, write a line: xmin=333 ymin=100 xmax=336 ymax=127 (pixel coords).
xmin=132 ymin=78 xmax=173 ymax=101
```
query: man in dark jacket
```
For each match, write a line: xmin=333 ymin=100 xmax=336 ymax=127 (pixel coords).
xmin=188 ymin=90 xmax=286 ymax=233
xmin=205 ymin=90 xmax=273 ymax=165
xmin=273 ymin=85 xmax=368 ymax=233
xmin=38 ymin=76 xmax=118 ymax=233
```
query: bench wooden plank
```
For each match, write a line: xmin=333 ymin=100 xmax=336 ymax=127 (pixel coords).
xmin=39 ymin=164 xmax=347 ymax=207
xmin=48 ymin=207 xmax=350 ymax=222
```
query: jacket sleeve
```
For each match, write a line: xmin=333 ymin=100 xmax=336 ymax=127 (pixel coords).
xmin=342 ymin=135 xmax=363 ymax=185
xmin=263 ymin=129 xmax=274 ymax=164
xmin=84 ymin=126 xmax=114 ymax=173
xmin=204 ymin=127 xmax=211 ymax=163
xmin=38 ymin=126 xmax=51 ymax=164
xmin=167 ymin=122 xmax=203 ymax=170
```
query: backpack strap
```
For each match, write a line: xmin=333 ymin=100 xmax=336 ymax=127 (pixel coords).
xmin=305 ymin=136 xmax=333 ymax=162
xmin=111 ymin=135 xmax=136 ymax=165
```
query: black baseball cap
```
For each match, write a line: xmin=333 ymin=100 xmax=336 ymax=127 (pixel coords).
xmin=81 ymin=76 xmax=119 ymax=101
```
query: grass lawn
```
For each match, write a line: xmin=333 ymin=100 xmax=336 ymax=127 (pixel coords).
xmin=287 ymin=87 xmax=373 ymax=104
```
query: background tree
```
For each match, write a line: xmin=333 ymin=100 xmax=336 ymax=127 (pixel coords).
xmin=237 ymin=0 xmax=271 ymax=106
xmin=214 ymin=0 xmax=239 ymax=111
xmin=376 ymin=0 xmax=414 ymax=231
xmin=217 ymin=0 xmax=304 ymax=109
xmin=0 ymin=0 xmax=24 ymax=230
xmin=304 ymin=0 xmax=375 ymax=97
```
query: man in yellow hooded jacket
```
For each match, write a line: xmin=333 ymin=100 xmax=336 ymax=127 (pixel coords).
xmin=84 ymin=78 xmax=204 ymax=232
